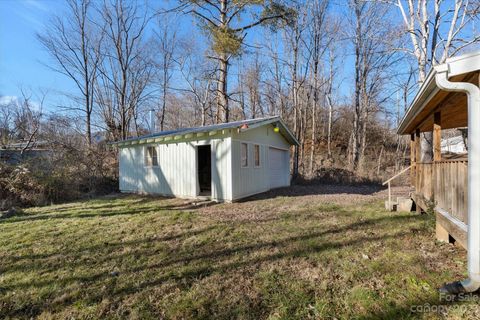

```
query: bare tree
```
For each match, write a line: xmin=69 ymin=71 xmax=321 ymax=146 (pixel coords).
xmin=179 ymin=0 xmax=294 ymax=123
xmin=3 ymin=90 xmax=46 ymax=156
xmin=308 ymin=0 xmax=329 ymax=176
xmin=349 ymin=0 xmax=399 ymax=173
xmin=284 ymin=1 xmax=310 ymax=176
xmin=395 ymin=0 xmax=480 ymax=162
xmin=37 ymin=0 xmax=101 ymax=146
xmin=95 ymin=0 xmax=154 ymax=140
xmin=154 ymin=18 xmax=178 ymax=131
xmin=264 ymin=34 xmax=289 ymax=119
xmin=0 ymin=99 xmax=16 ymax=147
xmin=244 ymin=52 xmax=264 ymax=119
xmin=325 ymin=39 xmax=339 ymax=160
xmin=396 ymin=0 xmax=480 ymax=82
xmin=18 ymin=93 xmax=44 ymax=156
xmin=175 ymin=38 xmax=217 ymax=126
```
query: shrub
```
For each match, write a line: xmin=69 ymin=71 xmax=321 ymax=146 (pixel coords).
xmin=0 ymin=146 xmax=118 ymax=209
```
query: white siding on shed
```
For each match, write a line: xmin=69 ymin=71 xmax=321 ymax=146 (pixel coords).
xmin=268 ymin=147 xmax=289 ymax=189
xmin=211 ymin=139 xmax=232 ymax=201
xmin=119 ymin=137 xmax=232 ymax=201
xmin=230 ymin=124 xmax=291 ymax=200
xmin=118 ymin=118 xmax=295 ymax=202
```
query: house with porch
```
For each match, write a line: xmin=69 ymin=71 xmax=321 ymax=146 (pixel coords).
xmin=397 ymin=51 xmax=480 ymax=294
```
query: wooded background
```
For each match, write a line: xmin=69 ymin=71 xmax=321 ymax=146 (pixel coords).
xmin=1 ymin=0 xmax=479 ymax=207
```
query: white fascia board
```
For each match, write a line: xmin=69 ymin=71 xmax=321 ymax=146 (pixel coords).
xmin=446 ymin=51 xmax=480 ymax=77
xmin=397 ymin=50 xmax=480 ymax=135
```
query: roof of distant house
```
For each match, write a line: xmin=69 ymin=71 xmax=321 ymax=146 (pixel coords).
xmin=0 ymin=140 xmax=49 ymax=150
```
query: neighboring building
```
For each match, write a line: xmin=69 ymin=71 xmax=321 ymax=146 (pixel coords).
xmin=113 ymin=116 xmax=299 ymax=202
xmin=441 ymin=135 xmax=467 ymax=154
xmin=441 ymin=136 xmax=467 ymax=154
xmin=0 ymin=140 xmax=50 ymax=164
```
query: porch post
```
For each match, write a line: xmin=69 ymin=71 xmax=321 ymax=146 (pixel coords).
xmin=410 ymin=133 xmax=415 ymax=187
xmin=433 ymin=112 xmax=442 ymax=162
xmin=415 ymin=129 xmax=421 ymax=213
xmin=433 ymin=111 xmax=448 ymax=241
xmin=415 ymin=129 xmax=421 ymax=187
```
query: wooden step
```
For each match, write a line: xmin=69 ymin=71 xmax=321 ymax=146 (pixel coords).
xmin=385 ymin=197 xmax=414 ymax=212
xmin=396 ymin=197 xmax=413 ymax=212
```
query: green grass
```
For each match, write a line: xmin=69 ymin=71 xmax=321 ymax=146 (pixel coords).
xmin=0 ymin=193 xmax=478 ymax=319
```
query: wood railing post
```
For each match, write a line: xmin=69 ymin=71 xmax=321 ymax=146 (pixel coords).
xmin=388 ymin=181 xmax=391 ymax=209
xmin=382 ymin=165 xmax=413 ymax=212
xmin=433 ymin=112 xmax=441 ymax=206
xmin=415 ymin=129 xmax=421 ymax=191
xmin=410 ymin=133 xmax=415 ymax=187
xmin=433 ymin=112 xmax=442 ymax=162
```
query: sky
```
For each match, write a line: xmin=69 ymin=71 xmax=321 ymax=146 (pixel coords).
xmin=0 ymin=0 xmax=201 ymax=112
xmin=0 ymin=0 xmax=77 ymax=109
xmin=0 ymin=0 xmax=402 ymax=117
xmin=0 ymin=0 xmax=413 ymax=119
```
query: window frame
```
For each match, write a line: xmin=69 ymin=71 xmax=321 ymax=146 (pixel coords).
xmin=241 ymin=142 xmax=248 ymax=168
xmin=254 ymin=144 xmax=261 ymax=167
xmin=144 ymin=146 xmax=158 ymax=167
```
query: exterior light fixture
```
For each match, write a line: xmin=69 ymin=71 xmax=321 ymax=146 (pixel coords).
xmin=273 ymin=125 xmax=280 ymax=133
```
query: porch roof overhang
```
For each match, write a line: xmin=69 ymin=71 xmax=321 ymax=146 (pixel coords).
xmin=397 ymin=51 xmax=480 ymax=135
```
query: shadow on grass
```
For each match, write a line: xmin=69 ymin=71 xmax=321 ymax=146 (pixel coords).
xmin=240 ymin=183 xmax=386 ymax=202
xmin=0 ymin=200 xmax=212 ymax=224
xmin=2 ymin=214 xmax=424 ymax=290
xmin=20 ymin=194 xmax=176 ymax=215
xmin=2 ymin=225 xmax=220 ymax=265
xmin=0 ymin=199 xmax=436 ymax=319
xmin=0 ymin=207 xmax=162 ymax=223
xmin=1 ymin=227 xmax=427 ymax=319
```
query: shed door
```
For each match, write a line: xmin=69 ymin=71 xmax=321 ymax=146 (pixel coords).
xmin=269 ymin=147 xmax=288 ymax=189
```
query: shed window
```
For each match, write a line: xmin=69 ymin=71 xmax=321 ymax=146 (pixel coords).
xmin=254 ymin=144 xmax=260 ymax=167
xmin=145 ymin=146 xmax=158 ymax=166
xmin=241 ymin=143 xmax=248 ymax=167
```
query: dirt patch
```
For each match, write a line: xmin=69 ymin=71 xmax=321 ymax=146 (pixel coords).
xmin=197 ymin=184 xmax=411 ymax=222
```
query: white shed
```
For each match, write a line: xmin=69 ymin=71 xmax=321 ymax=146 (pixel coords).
xmin=113 ymin=116 xmax=299 ymax=202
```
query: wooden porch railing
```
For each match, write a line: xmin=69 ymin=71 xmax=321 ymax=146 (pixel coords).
xmin=416 ymin=160 xmax=468 ymax=223
xmin=383 ymin=165 xmax=412 ymax=208
xmin=415 ymin=163 xmax=433 ymax=201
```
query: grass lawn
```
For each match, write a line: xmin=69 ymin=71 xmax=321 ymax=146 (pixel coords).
xmin=1 ymin=185 xmax=479 ymax=319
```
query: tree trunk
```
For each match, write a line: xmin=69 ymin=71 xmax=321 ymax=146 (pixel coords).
xmin=358 ymin=110 xmax=368 ymax=174
xmin=217 ymin=56 xmax=229 ymax=122
xmin=309 ymin=93 xmax=316 ymax=176
xmin=86 ymin=110 xmax=92 ymax=146
xmin=351 ymin=0 xmax=363 ymax=171
xmin=376 ymin=144 xmax=384 ymax=175
xmin=326 ymin=51 xmax=334 ymax=159
xmin=160 ymin=83 xmax=167 ymax=131
xmin=309 ymin=29 xmax=320 ymax=176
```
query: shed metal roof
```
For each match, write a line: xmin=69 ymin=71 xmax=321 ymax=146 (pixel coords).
xmin=112 ymin=116 xmax=299 ymax=146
